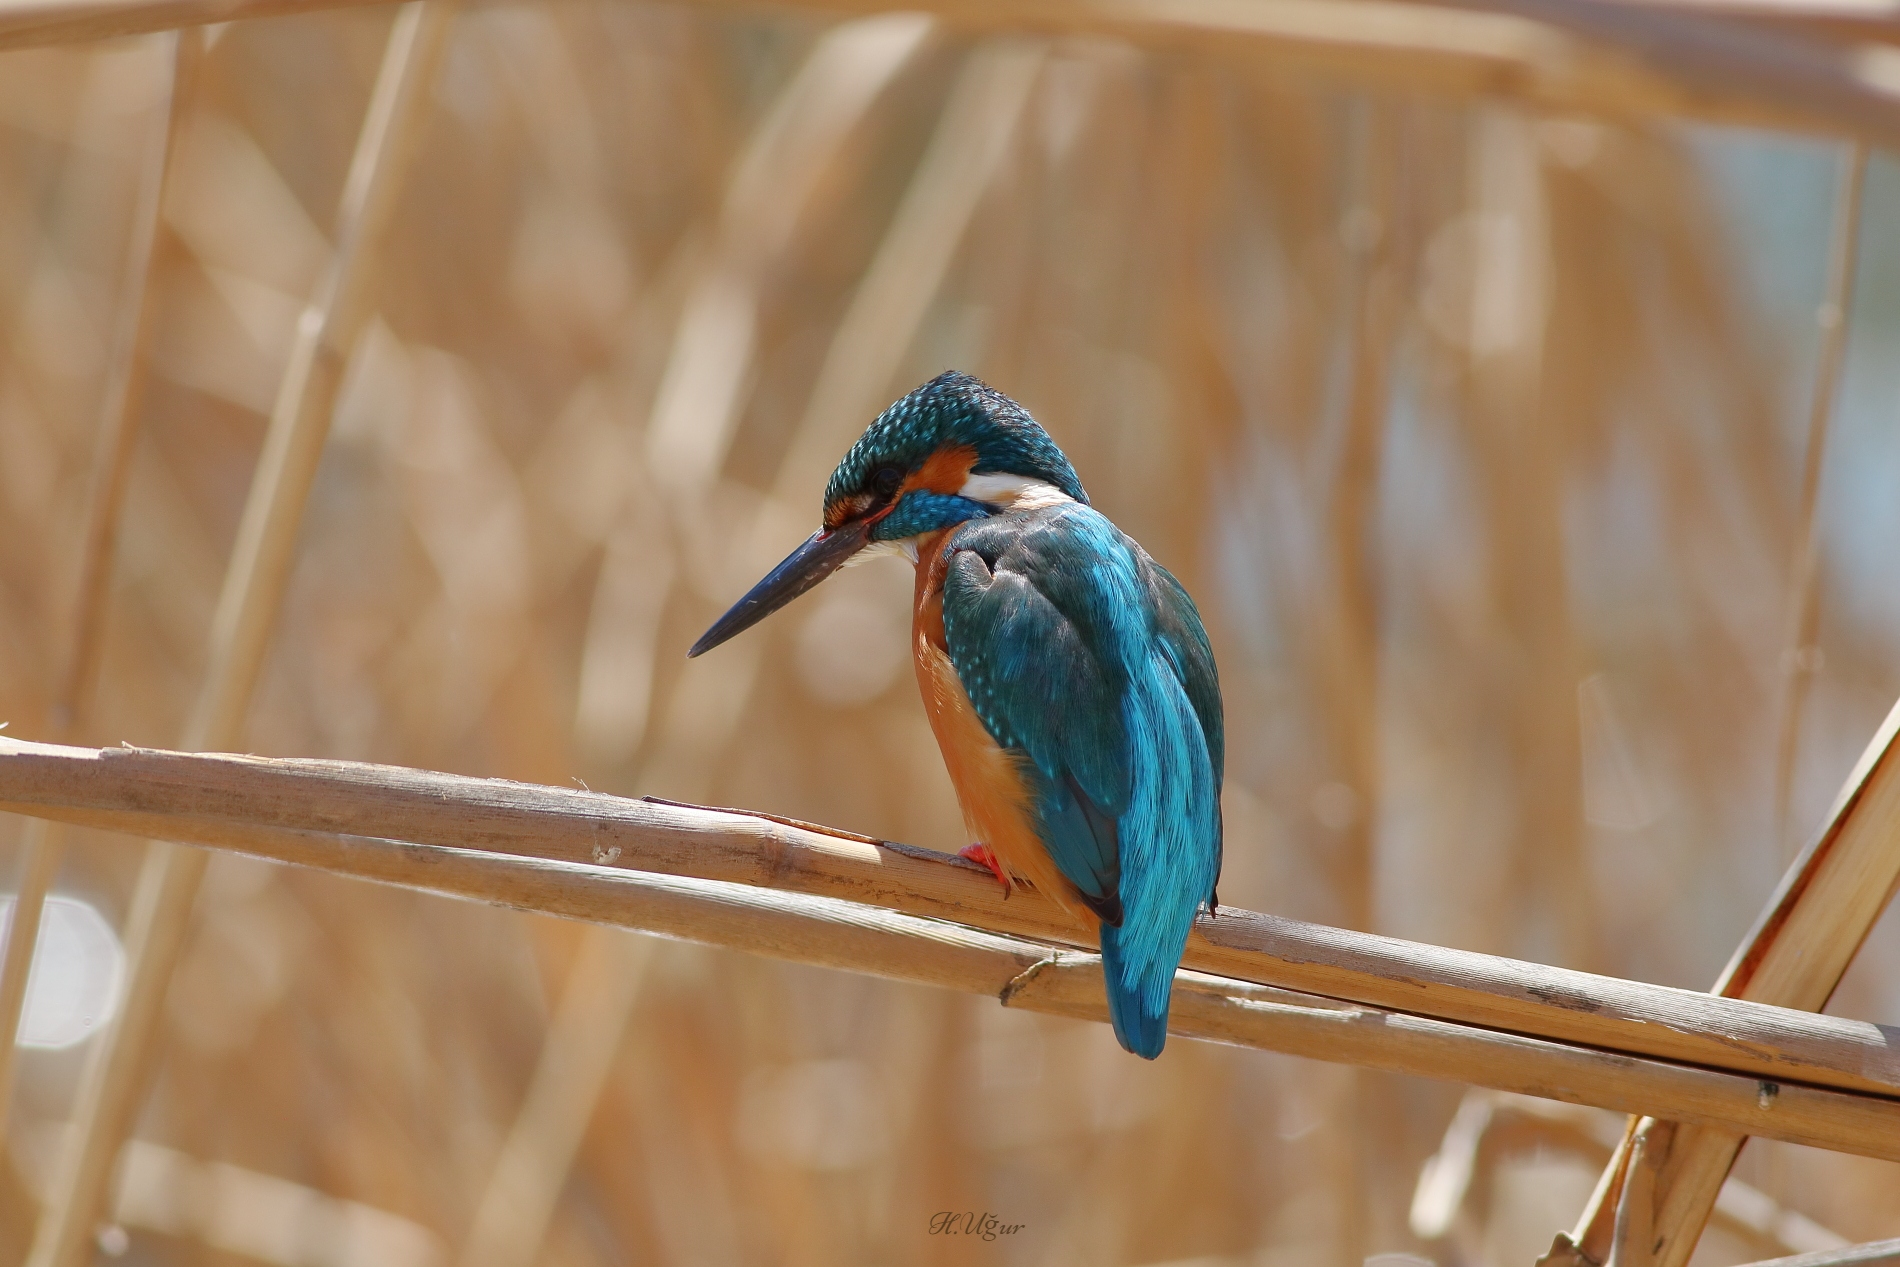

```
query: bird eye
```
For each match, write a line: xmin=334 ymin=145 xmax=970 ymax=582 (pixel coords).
xmin=873 ymin=466 xmax=903 ymax=497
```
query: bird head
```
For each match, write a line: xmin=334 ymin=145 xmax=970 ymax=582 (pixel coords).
xmin=688 ymin=371 xmax=1086 ymax=657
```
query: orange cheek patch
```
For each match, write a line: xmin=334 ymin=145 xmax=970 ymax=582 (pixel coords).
xmin=824 ymin=494 xmax=873 ymax=530
xmin=900 ymin=445 xmax=977 ymax=499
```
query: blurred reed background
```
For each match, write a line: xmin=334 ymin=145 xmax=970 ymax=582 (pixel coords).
xmin=1 ymin=3 xmax=1899 ymax=1265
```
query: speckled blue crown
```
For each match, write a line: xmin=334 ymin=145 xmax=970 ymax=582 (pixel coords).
xmin=825 ymin=372 xmax=1089 ymax=509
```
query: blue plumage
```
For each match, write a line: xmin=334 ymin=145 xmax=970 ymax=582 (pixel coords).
xmin=826 ymin=374 xmax=1089 ymax=510
xmin=939 ymin=503 xmax=1223 ymax=1058
xmin=870 ymin=490 xmax=987 ymax=542
xmin=691 ymin=370 xmax=1224 ymax=1059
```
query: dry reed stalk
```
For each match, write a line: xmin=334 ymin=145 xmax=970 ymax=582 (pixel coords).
xmin=608 ymin=14 xmax=930 ymax=796
xmin=1738 ymin=1242 xmax=1900 ymax=1267
xmin=469 ymin=41 xmax=1046 ymax=1266
xmin=1773 ymin=141 xmax=1867 ymax=856
xmin=767 ymin=39 xmax=1046 ymax=510
xmin=5 ymin=0 xmax=1900 ymax=146
xmin=1412 ymin=1090 xmax=1848 ymax=1256
xmin=1559 ymin=696 xmax=1900 ymax=1267
xmin=2 ymin=6 xmax=1878 ymax=1258
xmin=1328 ymin=103 xmax=1405 ymax=938
xmin=22 ymin=10 xmax=455 ymax=1267
xmin=2 ymin=757 xmax=1899 ymax=1161
xmin=5 ymin=737 xmax=1900 ymax=1113
xmin=1607 ymin=1126 xmax=1658 ymax=1266
xmin=0 ymin=25 xmax=198 ymax=1142
xmin=469 ymin=22 xmax=938 ymax=1262
xmin=456 ymin=929 xmax=657 ymax=1267
xmin=1318 ymin=100 xmax=1406 ymax=1259
xmin=639 ymin=14 xmax=932 ymax=515
xmin=1463 ymin=107 xmax=1604 ymax=977
xmin=631 ymin=43 xmax=1041 ymax=1258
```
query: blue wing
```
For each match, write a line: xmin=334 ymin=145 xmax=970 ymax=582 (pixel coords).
xmin=939 ymin=503 xmax=1223 ymax=1057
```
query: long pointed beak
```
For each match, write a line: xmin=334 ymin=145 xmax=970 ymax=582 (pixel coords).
xmin=687 ymin=521 xmax=872 ymax=658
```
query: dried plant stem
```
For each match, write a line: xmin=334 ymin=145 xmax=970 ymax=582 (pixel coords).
xmin=1563 ymin=694 xmax=1900 ymax=1267
xmin=1325 ymin=99 xmax=1404 ymax=1260
xmin=1605 ymin=1125 xmax=1657 ymax=1267
xmin=4 ymin=0 xmax=1900 ymax=147
xmin=456 ymin=927 xmax=657 ymax=1267
xmin=490 ymin=42 xmax=1041 ymax=1267
xmin=770 ymin=40 xmax=1045 ymax=505
xmin=0 ymin=738 xmax=1897 ymax=1161
xmin=596 ymin=14 xmax=928 ymax=785
xmin=1773 ymin=141 xmax=1867 ymax=857
xmin=499 ymin=20 xmax=933 ymax=1257
xmin=0 ymin=27 xmax=199 ymax=1142
xmin=641 ymin=15 xmax=932 ymax=506
xmin=1583 ymin=193 xmax=1880 ymax=1257
xmin=0 ymin=831 xmax=61 ymax=1127
xmin=1738 ymin=1240 xmax=1900 ymax=1267
xmin=23 ymin=10 xmax=455 ymax=1267
xmin=4 ymin=734 xmax=1900 ymax=1110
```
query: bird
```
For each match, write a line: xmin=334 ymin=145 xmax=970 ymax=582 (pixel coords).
xmin=688 ymin=370 xmax=1222 ymax=1058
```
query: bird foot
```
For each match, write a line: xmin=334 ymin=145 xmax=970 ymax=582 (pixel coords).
xmin=958 ymin=843 xmax=1012 ymax=895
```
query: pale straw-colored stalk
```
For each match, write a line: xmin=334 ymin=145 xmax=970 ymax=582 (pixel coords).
xmin=2 ymin=736 xmax=1900 ymax=1160
xmin=1772 ymin=142 xmax=1869 ymax=857
xmin=0 ymin=26 xmax=200 ymax=1142
xmin=24 ymin=9 xmax=456 ymax=1266
xmin=1560 ymin=140 xmax=1875 ymax=1267
xmin=462 ymin=38 xmax=1044 ymax=1267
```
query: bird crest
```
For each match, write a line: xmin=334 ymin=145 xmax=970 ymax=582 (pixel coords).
xmin=822 ymin=371 xmax=1088 ymax=530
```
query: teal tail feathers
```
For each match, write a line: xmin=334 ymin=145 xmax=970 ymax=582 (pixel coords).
xmin=1099 ymin=923 xmax=1170 ymax=1059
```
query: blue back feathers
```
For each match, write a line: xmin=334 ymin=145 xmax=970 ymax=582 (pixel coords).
xmin=819 ymin=371 xmax=1224 ymax=1058
xmin=938 ymin=502 xmax=1223 ymax=1059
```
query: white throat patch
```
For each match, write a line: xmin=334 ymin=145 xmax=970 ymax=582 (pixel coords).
xmin=958 ymin=472 xmax=1075 ymax=511
xmin=849 ymin=538 xmax=920 ymax=565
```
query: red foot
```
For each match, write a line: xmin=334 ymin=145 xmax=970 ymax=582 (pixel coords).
xmin=959 ymin=843 xmax=1012 ymax=895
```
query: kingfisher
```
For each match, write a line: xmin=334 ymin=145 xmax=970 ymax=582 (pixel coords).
xmin=688 ymin=371 xmax=1222 ymax=1058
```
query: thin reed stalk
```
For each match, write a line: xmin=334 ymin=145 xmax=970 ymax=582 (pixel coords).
xmin=483 ymin=21 xmax=936 ymax=1258
xmin=23 ymin=10 xmax=456 ymax=1266
xmin=1773 ymin=142 xmax=1868 ymax=857
xmin=0 ymin=25 xmax=199 ymax=1142
xmin=470 ymin=41 xmax=1043 ymax=1266
xmin=769 ymin=39 xmax=1045 ymax=507
xmin=456 ymin=929 xmax=657 ymax=1267
xmin=1737 ymin=1241 xmax=1900 ymax=1267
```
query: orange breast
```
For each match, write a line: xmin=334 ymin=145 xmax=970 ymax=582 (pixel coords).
xmin=911 ymin=528 xmax=1095 ymax=928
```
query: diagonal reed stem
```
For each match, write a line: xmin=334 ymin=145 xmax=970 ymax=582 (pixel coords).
xmin=462 ymin=38 xmax=1044 ymax=1267
xmin=23 ymin=9 xmax=456 ymax=1266
xmin=0 ymin=26 xmax=201 ymax=1145
xmin=1566 ymin=632 xmax=1899 ymax=1267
